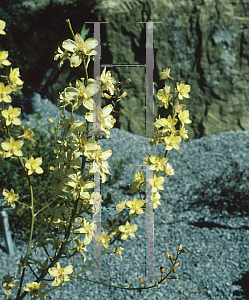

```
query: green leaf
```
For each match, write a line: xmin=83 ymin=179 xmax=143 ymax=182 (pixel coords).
xmin=80 ymin=23 xmax=90 ymax=40
xmin=31 ymin=113 xmax=42 ymax=120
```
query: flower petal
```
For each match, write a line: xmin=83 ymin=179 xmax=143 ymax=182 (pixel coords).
xmin=62 ymin=39 xmax=76 ymax=52
xmin=84 ymin=38 xmax=98 ymax=51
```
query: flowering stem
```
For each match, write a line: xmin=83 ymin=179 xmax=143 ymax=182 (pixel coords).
xmin=68 ymin=244 xmax=183 ymax=292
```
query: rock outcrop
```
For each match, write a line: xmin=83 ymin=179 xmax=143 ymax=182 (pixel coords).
xmin=0 ymin=0 xmax=248 ymax=141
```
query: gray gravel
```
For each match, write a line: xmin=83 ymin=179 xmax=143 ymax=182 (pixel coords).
xmin=1 ymin=93 xmax=249 ymax=300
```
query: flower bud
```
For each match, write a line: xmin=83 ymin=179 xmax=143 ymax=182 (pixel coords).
xmin=182 ymin=248 xmax=187 ymax=253
xmin=140 ymin=291 xmax=143 ymax=295
xmin=51 ymin=130 xmax=56 ymax=134
xmin=118 ymin=91 xmax=127 ymax=99
xmin=103 ymin=93 xmax=112 ymax=99
xmin=161 ymin=268 xmax=166 ymax=273
xmin=171 ymin=275 xmax=178 ymax=279
xmin=113 ymin=110 xmax=125 ymax=115
xmin=155 ymin=281 xmax=159 ymax=286
xmin=173 ymin=262 xmax=179 ymax=268
xmin=125 ymin=78 xmax=131 ymax=84
xmin=165 ymin=252 xmax=169 ymax=258
xmin=139 ymin=279 xmax=145 ymax=284
xmin=48 ymin=118 xmax=56 ymax=124
xmin=49 ymin=166 xmax=56 ymax=171
xmin=178 ymin=244 xmax=183 ymax=252
xmin=161 ymin=278 xmax=167 ymax=284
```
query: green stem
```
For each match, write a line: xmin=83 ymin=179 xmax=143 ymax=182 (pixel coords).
xmin=16 ymin=181 xmax=35 ymax=299
xmin=83 ymin=57 xmax=88 ymax=87
xmin=66 ymin=19 xmax=75 ymax=39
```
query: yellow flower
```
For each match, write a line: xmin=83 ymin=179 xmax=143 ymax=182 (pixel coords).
xmin=159 ymin=68 xmax=174 ymax=80
xmin=119 ymin=221 xmax=137 ymax=240
xmin=174 ymin=100 xmax=186 ymax=115
xmin=144 ymin=153 xmax=168 ymax=173
xmin=0 ymin=82 xmax=12 ymax=103
xmin=2 ymin=274 xmax=19 ymax=296
xmin=115 ymin=246 xmax=124 ymax=260
xmin=99 ymin=66 xmax=116 ymax=97
xmin=1 ymin=136 xmax=23 ymax=157
xmin=157 ymin=84 xmax=172 ymax=109
xmin=148 ymin=174 xmax=164 ymax=193
xmin=116 ymin=199 xmax=128 ymax=213
xmin=152 ymin=192 xmax=161 ymax=209
xmin=74 ymin=217 xmax=97 ymax=245
xmin=110 ymin=246 xmax=125 ymax=260
xmin=1 ymin=105 xmax=21 ymax=126
xmin=62 ymin=33 xmax=98 ymax=67
xmin=126 ymin=197 xmax=145 ymax=215
xmin=9 ymin=67 xmax=23 ymax=86
xmin=86 ymin=147 xmax=112 ymax=183
xmin=23 ymin=281 xmax=47 ymax=300
xmin=18 ymin=126 xmax=36 ymax=143
xmin=165 ymin=163 xmax=175 ymax=176
xmin=25 ymin=156 xmax=44 ymax=175
xmin=0 ymin=51 xmax=11 ymax=68
xmin=66 ymin=171 xmax=94 ymax=200
xmin=154 ymin=114 xmax=178 ymax=134
xmin=65 ymin=78 xmax=98 ymax=111
xmin=8 ymin=68 xmax=23 ymax=94
xmin=128 ymin=171 xmax=145 ymax=193
xmin=74 ymin=240 xmax=88 ymax=262
xmin=68 ymin=131 xmax=100 ymax=157
xmin=176 ymin=81 xmax=190 ymax=100
xmin=54 ymin=46 xmax=68 ymax=68
xmin=85 ymin=104 xmax=116 ymax=136
xmin=134 ymin=170 xmax=145 ymax=184
xmin=178 ymin=110 xmax=192 ymax=125
xmin=179 ymin=124 xmax=189 ymax=140
xmin=164 ymin=133 xmax=182 ymax=151
xmin=94 ymin=230 xmax=112 ymax=249
xmin=88 ymin=191 xmax=102 ymax=215
xmin=2 ymin=188 xmax=19 ymax=208
xmin=48 ymin=262 xmax=73 ymax=286
xmin=0 ymin=20 xmax=6 ymax=35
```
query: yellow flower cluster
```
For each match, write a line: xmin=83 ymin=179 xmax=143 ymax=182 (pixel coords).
xmin=0 ymin=19 xmax=44 ymax=219
xmin=119 ymin=68 xmax=192 ymax=224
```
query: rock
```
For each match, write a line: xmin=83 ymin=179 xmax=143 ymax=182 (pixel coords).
xmin=0 ymin=0 xmax=249 ymax=141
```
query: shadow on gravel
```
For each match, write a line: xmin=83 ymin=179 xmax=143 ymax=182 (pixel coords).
xmin=233 ymin=271 xmax=249 ymax=300
xmin=191 ymin=162 xmax=249 ymax=216
xmin=189 ymin=220 xmax=249 ymax=230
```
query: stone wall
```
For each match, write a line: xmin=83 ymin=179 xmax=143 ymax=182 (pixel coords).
xmin=1 ymin=0 xmax=249 ymax=141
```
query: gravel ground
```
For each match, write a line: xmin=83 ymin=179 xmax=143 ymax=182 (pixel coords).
xmin=1 ymin=93 xmax=249 ymax=300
